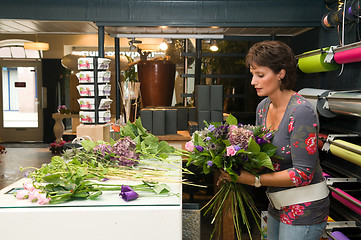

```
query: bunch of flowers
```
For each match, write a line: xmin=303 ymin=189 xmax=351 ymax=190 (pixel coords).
xmin=49 ymin=140 xmax=67 ymax=154
xmin=185 ymin=114 xmax=278 ymax=240
xmin=15 ymin=182 xmax=51 ymax=205
xmin=57 ymin=105 xmax=70 ymax=114
xmin=93 ymin=136 xmax=140 ymax=167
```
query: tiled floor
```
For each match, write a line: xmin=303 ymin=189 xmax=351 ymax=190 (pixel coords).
xmin=0 ymin=143 xmax=261 ymax=240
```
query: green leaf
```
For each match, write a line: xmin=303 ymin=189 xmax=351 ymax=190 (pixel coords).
xmin=153 ymin=183 xmax=171 ymax=194
xmin=88 ymin=190 xmax=102 ymax=200
xmin=203 ymin=163 xmax=211 ymax=174
xmin=226 ymin=168 xmax=239 ymax=182
xmin=258 ymin=152 xmax=274 ymax=170
xmin=81 ymin=140 xmax=97 ymax=152
xmin=213 ymin=155 xmax=222 ymax=168
xmin=261 ymin=143 xmax=278 ymax=157
xmin=122 ymin=125 xmax=136 ymax=139
xmin=43 ymin=173 xmax=65 ymax=185
xmin=247 ymin=137 xmax=260 ymax=154
xmin=157 ymin=141 xmax=175 ymax=154
xmin=226 ymin=114 xmax=238 ymax=126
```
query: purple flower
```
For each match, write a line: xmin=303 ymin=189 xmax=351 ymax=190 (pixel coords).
xmin=255 ymin=136 xmax=267 ymax=145
xmin=121 ymin=185 xmax=133 ymax=192
xmin=205 ymin=137 xmax=211 ymax=141
xmin=264 ymin=132 xmax=274 ymax=140
xmin=196 ymin=145 xmax=204 ymax=152
xmin=207 ymin=161 xmax=213 ymax=167
xmin=208 ymin=124 xmax=216 ymax=132
xmin=233 ymin=145 xmax=241 ymax=152
xmin=119 ymin=185 xmax=139 ymax=201
xmin=101 ymin=178 xmax=109 ymax=182
xmin=120 ymin=190 xmax=138 ymax=201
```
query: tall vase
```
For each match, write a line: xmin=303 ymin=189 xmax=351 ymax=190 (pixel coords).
xmin=121 ymin=81 xmax=140 ymax=123
xmin=138 ymin=59 xmax=176 ymax=107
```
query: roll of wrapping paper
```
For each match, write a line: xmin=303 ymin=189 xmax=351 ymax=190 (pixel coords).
xmin=329 ymin=231 xmax=350 ymax=240
xmin=318 ymin=133 xmax=328 ymax=150
xmin=298 ymin=47 xmax=340 ymax=73
xmin=329 ymin=140 xmax=361 ymax=166
xmin=331 ymin=188 xmax=361 ymax=216
xmin=334 ymin=47 xmax=361 ymax=64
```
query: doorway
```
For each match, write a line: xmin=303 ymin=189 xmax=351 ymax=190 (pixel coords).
xmin=0 ymin=60 xmax=43 ymax=142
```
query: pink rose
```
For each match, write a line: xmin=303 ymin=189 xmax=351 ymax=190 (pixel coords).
xmin=226 ymin=146 xmax=236 ymax=156
xmin=185 ymin=141 xmax=195 ymax=152
xmin=37 ymin=194 xmax=51 ymax=205
xmin=28 ymin=189 xmax=41 ymax=202
xmin=229 ymin=125 xmax=238 ymax=133
xmin=16 ymin=190 xmax=29 ymax=199
xmin=23 ymin=182 xmax=35 ymax=191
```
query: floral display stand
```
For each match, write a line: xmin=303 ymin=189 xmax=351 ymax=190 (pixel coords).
xmin=0 ymin=156 xmax=182 ymax=240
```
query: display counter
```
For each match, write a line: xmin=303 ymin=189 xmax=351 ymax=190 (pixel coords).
xmin=0 ymin=159 xmax=182 ymax=240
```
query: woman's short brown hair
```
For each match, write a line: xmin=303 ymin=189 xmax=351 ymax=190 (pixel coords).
xmin=245 ymin=40 xmax=297 ymax=91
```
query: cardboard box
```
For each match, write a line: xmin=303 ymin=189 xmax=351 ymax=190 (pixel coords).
xmin=76 ymin=124 xmax=110 ymax=142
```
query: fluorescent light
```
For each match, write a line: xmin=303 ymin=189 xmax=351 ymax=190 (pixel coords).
xmin=24 ymin=42 xmax=49 ymax=51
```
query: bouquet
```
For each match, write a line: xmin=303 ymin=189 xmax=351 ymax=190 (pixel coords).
xmin=185 ymin=114 xmax=278 ymax=240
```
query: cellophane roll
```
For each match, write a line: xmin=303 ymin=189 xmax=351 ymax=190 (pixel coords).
xmin=331 ymin=188 xmax=361 ymax=216
xmin=334 ymin=47 xmax=361 ymax=64
xmin=328 ymin=231 xmax=350 ymax=240
xmin=329 ymin=140 xmax=361 ymax=166
xmin=298 ymin=47 xmax=339 ymax=73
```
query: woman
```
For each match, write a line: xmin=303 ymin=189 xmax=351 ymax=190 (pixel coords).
xmin=218 ymin=40 xmax=330 ymax=240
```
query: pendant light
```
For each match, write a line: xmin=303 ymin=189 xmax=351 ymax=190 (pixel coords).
xmin=24 ymin=34 xmax=49 ymax=51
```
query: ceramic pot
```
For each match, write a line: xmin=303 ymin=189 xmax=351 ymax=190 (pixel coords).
xmin=138 ymin=59 xmax=176 ymax=107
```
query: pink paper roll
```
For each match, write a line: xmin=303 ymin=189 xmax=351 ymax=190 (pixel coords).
xmin=331 ymin=188 xmax=361 ymax=216
xmin=334 ymin=47 xmax=361 ymax=64
xmin=329 ymin=231 xmax=350 ymax=240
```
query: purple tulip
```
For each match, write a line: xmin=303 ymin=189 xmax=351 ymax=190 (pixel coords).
xmin=255 ymin=136 xmax=267 ymax=145
xmin=120 ymin=190 xmax=139 ymax=201
xmin=264 ymin=132 xmax=274 ymax=140
xmin=121 ymin=185 xmax=133 ymax=192
xmin=196 ymin=145 xmax=204 ymax=152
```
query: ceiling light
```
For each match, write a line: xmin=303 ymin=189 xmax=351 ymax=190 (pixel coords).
xmin=24 ymin=42 xmax=49 ymax=51
xmin=210 ymin=40 xmax=218 ymax=52
xmin=160 ymin=41 xmax=168 ymax=51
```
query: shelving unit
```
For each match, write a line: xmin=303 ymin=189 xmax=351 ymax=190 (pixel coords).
xmin=76 ymin=57 xmax=112 ymax=124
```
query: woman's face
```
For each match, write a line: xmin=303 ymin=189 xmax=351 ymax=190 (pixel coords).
xmin=250 ymin=64 xmax=283 ymax=97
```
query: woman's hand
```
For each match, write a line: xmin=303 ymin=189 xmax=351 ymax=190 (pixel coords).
xmin=217 ymin=169 xmax=257 ymax=186
xmin=217 ymin=169 xmax=232 ymax=186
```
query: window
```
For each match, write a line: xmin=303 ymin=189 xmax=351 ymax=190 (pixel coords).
xmin=0 ymin=39 xmax=43 ymax=59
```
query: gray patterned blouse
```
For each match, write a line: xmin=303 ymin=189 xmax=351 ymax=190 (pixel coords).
xmin=255 ymin=93 xmax=329 ymax=225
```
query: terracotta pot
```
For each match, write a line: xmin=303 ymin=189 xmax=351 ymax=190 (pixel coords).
xmin=138 ymin=59 xmax=176 ymax=107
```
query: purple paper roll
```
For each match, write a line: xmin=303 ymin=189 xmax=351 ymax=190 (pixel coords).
xmin=331 ymin=188 xmax=361 ymax=216
xmin=329 ymin=231 xmax=350 ymax=240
